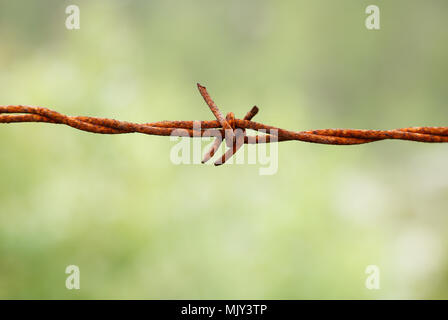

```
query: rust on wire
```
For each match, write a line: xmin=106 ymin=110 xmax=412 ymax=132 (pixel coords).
xmin=1 ymin=83 xmax=448 ymax=165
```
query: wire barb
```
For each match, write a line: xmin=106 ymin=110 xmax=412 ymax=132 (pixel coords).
xmin=1 ymin=83 xmax=448 ymax=165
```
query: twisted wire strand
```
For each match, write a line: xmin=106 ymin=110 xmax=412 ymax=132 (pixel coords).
xmin=1 ymin=83 xmax=447 ymax=165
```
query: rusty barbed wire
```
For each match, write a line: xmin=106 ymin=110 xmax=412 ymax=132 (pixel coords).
xmin=1 ymin=83 xmax=448 ymax=165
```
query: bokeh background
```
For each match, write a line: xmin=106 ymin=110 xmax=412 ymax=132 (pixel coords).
xmin=0 ymin=0 xmax=447 ymax=299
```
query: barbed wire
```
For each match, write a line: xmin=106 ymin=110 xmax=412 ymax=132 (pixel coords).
xmin=1 ymin=83 xmax=448 ymax=165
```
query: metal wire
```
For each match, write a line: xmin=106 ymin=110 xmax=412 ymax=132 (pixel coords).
xmin=1 ymin=83 xmax=447 ymax=165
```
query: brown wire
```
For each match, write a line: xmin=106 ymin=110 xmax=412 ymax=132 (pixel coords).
xmin=1 ymin=83 xmax=447 ymax=165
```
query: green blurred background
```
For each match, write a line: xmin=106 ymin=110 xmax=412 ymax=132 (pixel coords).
xmin=0 ymin=0 xmax=447 ymax=299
